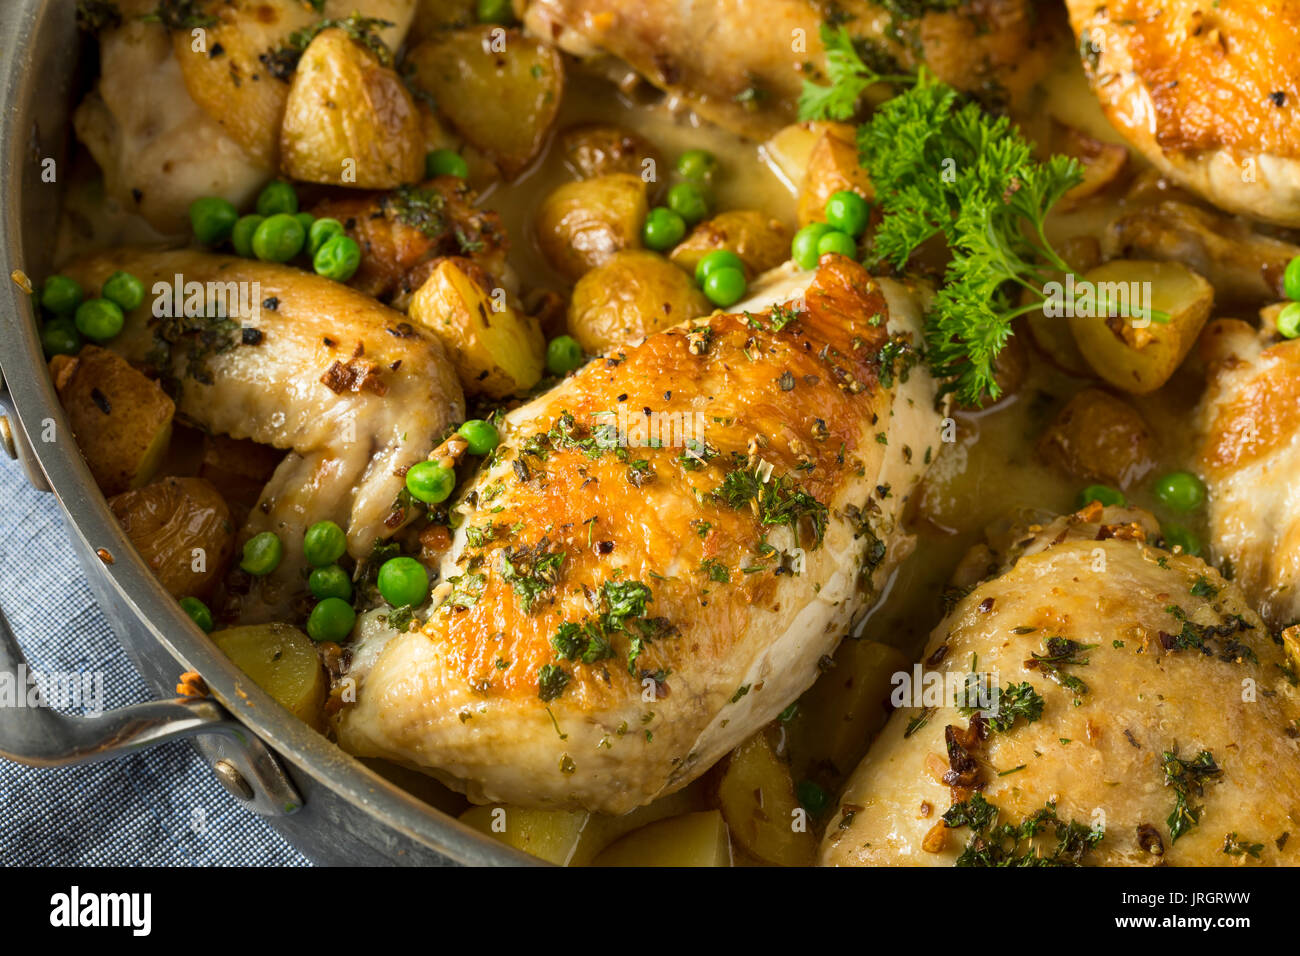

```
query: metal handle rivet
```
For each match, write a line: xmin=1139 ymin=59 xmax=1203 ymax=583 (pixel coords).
xmin=213 ymin=759 xmax=255 ymax=801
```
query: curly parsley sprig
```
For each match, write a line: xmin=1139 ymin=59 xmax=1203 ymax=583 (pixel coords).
xmin=798 ymin=25 xmax=914 ymax=122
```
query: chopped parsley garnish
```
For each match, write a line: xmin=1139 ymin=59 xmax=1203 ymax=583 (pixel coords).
xmin=500 ymin=540 xmax=565 ymax=613
xmin=1162 ymin=749 xmax=1223 ymax=843
xmin=713 ymin=460 xmax=829 ymax=549
xmin=546 ymin=579 xmax=678 ymax=689
xmin=961 ymin=681 xmax=1044 ymax=733
xmin=1222 ymin=833 xmax=1264 ymax=859
xmin=1190 ymin=575 xmax=1219 ymax=599
xmin=1025 ymin=637 xmax=1095 ymax=696
xmin=943 ymin=794 xmax=1103 ymax=867
xmin=537 ymin=663 xmax=570 ymax=702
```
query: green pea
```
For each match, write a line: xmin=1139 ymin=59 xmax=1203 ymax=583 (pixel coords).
xmin=1161 ymin=523 xmax=1202 ymax=557
xmin=1285 ymin=255 xmax=1300 ymax=301
xmin=231 ymin=214 xmax=264 ymax=257
xmin=641 ymin=206 xmax=686 ymax=251
xmin=256 ymin=180 xmax=299 ymax=217
xmin=377 ymin=556 xmax=430 ymax=608
xmin=457 ymin=419 xmax=499 ymax=455
xmin=303 ymin=520 xmax=346 ymax=567
xmin=702 ymin=266 xmax=746 ymax=308
xmin=1152 ymin=470 xmax=1205 ymax=512
xmin=308 ymin=217 xmax=345 ymax=257
xmin=796 ymin=780 xmax=829 ymax=815
xmin=816 ymin=229 xmax=856 ymax=259
xmin=1277 ymin=301 xmax=1300 ymax=339
xmin=476 ymin=0 xmax=514 ymax=23
xmin=294 ymin=212 xmax=315 ymax=236
xmin=676 ymin=148 xmax=717 ymax=182
xmin=405 ymin=460 xmax=456 ymax=504
xmin=308 ymin=564 xmax=353 ymax=602
xmin=312 ymin=235 xmax=361 ymax=281
xmin=74 ymin=298 xmax=124 ymax=343
xmin=307 ymin=597 xmax=356 ymax=643
xmin=40 ymin=275 xmax=83 ymax=315
xmin=426 ymin=148 xmax=470 ymax=179
xmin=40 ymin=318 xmax=83 ymax=357
xmin=1077 ymin=484 xmax=1126 ymax=509
xmin=791 ymin=223 xmax=833 ymax=271
xmin=179 ymin=596 xmax=213 ymax=633
xmin=252 ymin=213 xmax=306 ymax=263
xmin=694 ymin=249 xmax=744 ymax=286
xmin=546 ymin=334 xmax=584 ymax=375
xmin=240 ymin=531 xmax=283 ymax=576
xmin=101 ymin=270 xmax=145 ymax=311
xmin=824 ymin=190 xmax=870 ymax=237
xmin=667 ymin=181 xmax=711 ymax=225
xmin=189 ymin=196 xmax=239 ymax=245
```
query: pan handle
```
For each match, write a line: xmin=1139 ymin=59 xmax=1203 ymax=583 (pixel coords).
xmin=0 ymin=602 xmax=303 ymax=816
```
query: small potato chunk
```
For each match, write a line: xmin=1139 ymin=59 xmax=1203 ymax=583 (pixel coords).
xmin=715 ymin=732 xmax=814 ymax=866
xmin=669 ymin=210 xmax=792 ymax=279
xmin=1037 ymin=388 xmax=1156 ymax=489
xmin=561 ymin=123 xmax=661 ymax=181
xmin=51 ymin=346 xmax=174 ymax=496
xmin=407 ymin=27 xmax=563 ymax=180
xmin=798 ymin=122 xmax=873 ymax=227
xmin=211 ymin=624 xmax=326 ymax=730
xmin=409 ymin=257 xmax=544 ymax=397
xmin=567 ymin=251 xmax=709 ymax=353
xmin=534 ymin=173 xmax=647 ymax=280
xmin=1068 ymin=260 xmax=1214 ymax=394
xmin=760 ymin=122 xmax=824 ymax=192
xmin=108 ymin=477 xmax=234 ymax=599
xmin=459 ymin=805 xmax=591 ymax=865
xmin=280 ymin=28 xmax=424 ymax=188
xmin=591 ymin=811 xmax=732 ymax=867
xmin=1051 ymin=120 xmax=1128 ymax=207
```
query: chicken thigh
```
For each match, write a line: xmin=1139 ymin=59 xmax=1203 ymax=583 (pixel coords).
xmin=822 ymin=504 xmax=1300 ymax=867
xmin=336 ymin=255 xmax=944 ymax=812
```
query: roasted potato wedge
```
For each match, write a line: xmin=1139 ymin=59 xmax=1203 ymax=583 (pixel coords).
xmin=1051 ymin=120 xmax=1128 ymax=207
xmin=1037 ymin=387 xmax=1156 ymax=489
xmin=714 ymin=732 xmax=814 ymax=866
xmin=409 ymin=257 xmax=544 ymax=397
xmin=1068 ymin=260 xmax=1214 ymax=394
xmin=669 ymin=210 xmax=792 ymax=279
xmin=51 ymin=346 xmax=174 ymax=496
xmin=108 ymin=477 xmax=235 ymax=599
xmin=567 ymin=251 xmax=710 ymax=353
xmin=591 ymin=811 xmax=731 ymax=867
xmin=211 ymin=623 xmax=327 ymax=730
xmin=798 ymin=122 xmax=873 ymax=227
xmin=406 ymin=27 xmax=563 ymax=179
xmin=760 ymin=122 xmax=824 ymax=192
xmin=534 ymin=173 xmax=647 ymax=280
xmin=280 ymin=28 xmax=423 ymax=188
xmin=561 ymin=123 xmax=661 ymax=181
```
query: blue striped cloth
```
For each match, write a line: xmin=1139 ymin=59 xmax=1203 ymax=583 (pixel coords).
xmin=0 ymin=456 xmax=309 ymax=865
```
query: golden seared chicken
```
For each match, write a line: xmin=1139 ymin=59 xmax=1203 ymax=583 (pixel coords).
xmin=1067 ymin=0 xmax=1300 ymax=226
xmin=1198 ymin=319 xmax=1300 ymax=629
xmin=522 ymin=0 xmax=1055 ymax=139
xmin=822 ymin=504 xmax=1300 ymax=867
xmin=61 ymin=249 xmax=464 ymax=622
xmin=336 ymin=255 xmax=944 ymax=812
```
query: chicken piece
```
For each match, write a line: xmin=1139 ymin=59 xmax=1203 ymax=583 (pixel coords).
xmin=1066 ymin=0 xmax=1300 ymax=226
xmin=336 ymin=255 xmax=944 ymax=812
xmin=61 ymin=249 xmax=464 ymax=623
xmin=1108 ymin=200 xmax=1300 ymax=306
xmin=73 ymin=8 xmax=267 ymax=235
xmin=523 ymin=0 xmax=1056 ymax=140
xmin=308 ymin=177 xmax=509 ymax=306
xmin=822 ymin=505 xmax=1300 ymax=867
xmin=1197 ymin=319 xmax=1300 ymax=629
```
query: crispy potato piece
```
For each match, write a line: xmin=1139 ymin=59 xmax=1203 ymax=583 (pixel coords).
xmin=534 ymin=173 xmax=647 ymax=280
xmin=714 ymin=731 xmax=814 ymax=866
xmin=409 ymin=257 xmax=544 ymax=397
xmin=108 ymin=477 xmax=234 ymax=599
xmin=591 ymin=811 xmax=731 ymax=867
xmin=1037 ymin=388 xmax=1156 ymax=489
xmin=51 ymin=346 xmax=174 ymax=496
xmin=280 ymin=28 xmax=423 ymax=188
xmin=669 ymin=210 xmax=792 ymax=279
xmin=1068 ymin=260 xmax=1214 ymax=394
xmin=760 ymin=122 xmax=824 ymax=193
xmin=560 ymin=123 xmax=661 ymax=180
xmin=798 ymin=122 xmax=873 ymax=227
xmin=567 ymin=250 xmax=709 ymax=353
xmin=788 ymin=639 xmax=909 ymax=783
xmin=211 ymin=624 xmax=327 ymax=730
xmin=407 ymin=27 xmax=564 ymax=179
xmin=198 ymin=434 xmax=285 ymax=526
xmin=1051 ymin=120 xmax=1128 ymax=207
